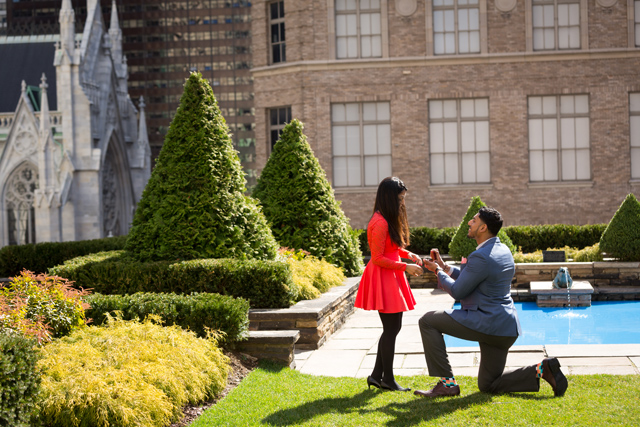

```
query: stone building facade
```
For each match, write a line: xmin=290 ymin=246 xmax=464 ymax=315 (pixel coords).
xmin=251 ymin=0 xmax=640 ymax=229
xmin=0 ymin=0 xmax=150 ymax=247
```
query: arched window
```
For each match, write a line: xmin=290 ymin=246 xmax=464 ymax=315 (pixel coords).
xmin=4 ymin=164 xmax=38 ymax=245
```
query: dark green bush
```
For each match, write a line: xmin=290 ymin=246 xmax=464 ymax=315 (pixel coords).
xmin=504 ymin=223 xmax=606 ymax=254
xmin=252 ymin=119 xmax=364 ymax=277
xmin=599 ymin=193 xmax=640 ymax=261
xmin=84 ymin=292 xmax=249 ymax=345
xmin=125 ymin=72 xmax=278 ymax=262
xmin=408 ymin=227 xmax=456 ymax=255
xmin=448 ymin=196 xmax=516 ymax=260
xmin=0 ymin=334 xmax=41 ymax=427
xmin=0 ymin=235 xmax=127 ymax=277
xmin=50 ymin=251 xmax=297 ymax=308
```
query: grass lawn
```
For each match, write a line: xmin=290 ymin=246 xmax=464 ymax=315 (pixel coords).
xmin=191 ymin=361 xmax=640 ymax=426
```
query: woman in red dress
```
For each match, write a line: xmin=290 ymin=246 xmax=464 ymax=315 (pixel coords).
xmin=355 ymin=177 xmax=423 ymax=392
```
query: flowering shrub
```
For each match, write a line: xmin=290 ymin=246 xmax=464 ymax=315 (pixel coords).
xmin=0 ymin=270 xmax=89 ymax=343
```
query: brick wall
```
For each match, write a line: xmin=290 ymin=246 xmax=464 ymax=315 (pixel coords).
xmin=251 ymin=0 xmax=640 ymax=230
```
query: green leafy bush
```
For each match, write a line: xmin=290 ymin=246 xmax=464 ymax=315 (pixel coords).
xmin=512 ymin=243 xmax=604 ymax=263
xmin=0 ymin=334 xmax=41 ymax=427
xmin=0 ymin=235 xmax=127 ymax=277
xmin=125 ymin=72 xmax=278 ymax=263
xmin=84 ymin=292 xmax=249 ymax=345
xmin=0 ymin=271 xmax=89 ymax=343
xmin=599 ymin=193 xmax=640 ymax=261
xmin=408 ymin=227 xmax=456 ymax=255
xmin=504 ymin=224 xmax=606 ymax=254
xmin=277 ymin=248 xmax=346 ymax=300
xmin=35 ymin=316 xmax=230 ymax=427
xmin=572 ymin=243 xmax=604 ymax=262
xmin=50 ymin=251 xmax=297 ymax=308
xmin=252 ymin=119 xmax=364 ymax=276
xmin=449 ymin=196 xmax=516 ymax=260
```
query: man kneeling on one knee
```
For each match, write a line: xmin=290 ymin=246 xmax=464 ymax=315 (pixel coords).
xmin=415 ymin=207 xmax=568 ymax=398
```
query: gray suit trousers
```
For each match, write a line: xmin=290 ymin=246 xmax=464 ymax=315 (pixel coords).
xmin=419 ymin=310 xmax=540 ymax=393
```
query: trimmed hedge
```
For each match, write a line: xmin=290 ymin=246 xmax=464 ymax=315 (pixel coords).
xmin=504 ymin=224 xmax=606 ymax=254
xmin=358 ymin=224 xmax=605 ymax=256
xmin=84 ymin=292 xmax=249 ymax=345
xmin=125 ymin=72 xmax=278 ymax=263
xmin=50 ymin=251 xmax=297 ymax=308
xmin=0 ymin=235 xmax=127 ymax=278
xmin=252 ymin=119 xmax=364 ymax=277
xmin=599 ymin=194 xmax=640 ymax=261
xmin=0 ymin=334 xmax=41 ymax=427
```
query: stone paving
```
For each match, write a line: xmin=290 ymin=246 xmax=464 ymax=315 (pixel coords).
xmin=294 ymin=289 xmax=640 ymax=378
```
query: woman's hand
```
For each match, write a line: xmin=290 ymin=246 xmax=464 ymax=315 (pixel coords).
xmin=408 ymin=252 xmax=423 ymax=266
xmin=405 ymin=264 xmax=423 ymax=277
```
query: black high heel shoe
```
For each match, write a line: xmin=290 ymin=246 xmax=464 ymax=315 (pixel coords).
xmin=367 ymin=376 xmax=381 ymax=389
xmin=380 ymin=380 xmax=411 ymax=392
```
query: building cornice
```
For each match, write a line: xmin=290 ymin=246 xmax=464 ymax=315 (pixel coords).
xmin=252 ymin=48 xmax=640 ymax=77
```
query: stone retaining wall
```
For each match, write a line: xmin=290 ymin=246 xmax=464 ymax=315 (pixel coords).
xmin=248 ymin=277 xmax=360 ymax=350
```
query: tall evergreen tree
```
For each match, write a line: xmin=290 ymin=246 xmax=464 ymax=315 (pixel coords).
xmin=253 ymin=119 xmax=364 ymax=276
xmin=449 ymin=196 xmax=516 ymax=260
xmin=599 ymin=193 xmax=640 ymax=261
xmin=125 ymin=72 xmax=278 ymax=262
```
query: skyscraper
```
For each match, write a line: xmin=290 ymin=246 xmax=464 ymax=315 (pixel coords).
xmin=3 ymin=0 xmax=256 ymax=186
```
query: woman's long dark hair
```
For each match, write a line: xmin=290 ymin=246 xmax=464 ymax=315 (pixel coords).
xmin=372 ymin=177 xmax=410 ymax=248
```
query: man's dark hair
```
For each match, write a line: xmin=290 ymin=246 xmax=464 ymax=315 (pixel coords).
xmin=478 ymin=206 xmax=503 ymax=236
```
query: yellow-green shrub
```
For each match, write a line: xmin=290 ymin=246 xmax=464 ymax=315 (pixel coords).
xmin=512 ymin=244 xmax=604 ymax=263
xmin=572 ymin=243 xmax=604 ymax=262
xmin=35 ymin=316 xmax=230 ymax=427
xmin=278 ymin=248 xmax=346 ymax=301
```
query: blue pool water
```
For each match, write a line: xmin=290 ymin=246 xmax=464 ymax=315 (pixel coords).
xmin=443 ymin=301 xmax=640 ymax=347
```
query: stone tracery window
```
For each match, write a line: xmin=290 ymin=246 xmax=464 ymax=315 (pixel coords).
xmin=102 ymin=154 xmax=121 ymax=237
xmin=4 ymin=164 xmax=38 ymax=245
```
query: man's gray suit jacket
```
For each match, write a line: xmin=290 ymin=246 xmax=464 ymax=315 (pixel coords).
xmin=437 ymin=237 xmax=522 ymax=337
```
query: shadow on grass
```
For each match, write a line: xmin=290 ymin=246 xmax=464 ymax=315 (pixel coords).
xmin=261 ymin=390 xmax=494 ymax=426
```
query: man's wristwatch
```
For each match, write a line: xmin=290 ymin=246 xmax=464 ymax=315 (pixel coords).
xmin=434 ymin=267 xmax=443 ymax=275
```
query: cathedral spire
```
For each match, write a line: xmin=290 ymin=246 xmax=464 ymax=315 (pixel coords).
xmin=59 ymin=0 xmax=75 ymax=55
xmin=137 ymin=96 xmax=148 ymax=144
xmin=39 ymin=73 xmax=50 ymax=136
xmin=109 ymin=0 xmax=123 ymax=65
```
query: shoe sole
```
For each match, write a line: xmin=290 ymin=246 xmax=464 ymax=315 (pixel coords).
xmin=547 ymin=358 xmax=568 ymax=397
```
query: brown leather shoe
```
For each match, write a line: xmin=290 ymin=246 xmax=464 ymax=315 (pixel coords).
xmin=414 ymin=382 xmax=460 ymax=398
xmin=542 ymin=358 xmax=568 ymax=397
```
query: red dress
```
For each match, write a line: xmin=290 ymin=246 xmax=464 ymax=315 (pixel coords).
xmin=354 ymin=212 xmax=416 ymax=313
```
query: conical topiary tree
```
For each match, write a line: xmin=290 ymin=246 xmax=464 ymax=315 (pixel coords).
xmin=599 ymin=193 xmax=640 ymax=261
xmin=449 ymin=196 xmax=516 ymax=261
xmin=125 ymin=72 xmax=278 ymax=262
xmin=252 ymin=119 xmax=364 ymax=276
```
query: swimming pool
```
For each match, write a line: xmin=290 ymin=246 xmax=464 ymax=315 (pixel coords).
xmin=443 ymin=301 xmax=640 ymax=347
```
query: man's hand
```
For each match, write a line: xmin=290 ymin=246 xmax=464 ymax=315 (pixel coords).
xmin=422 ymin=258 xmax=439 ymax=273
xmin=430 ymin=248 xmax=446 ymax=269
xmin=405 ymin=264 xmax=423 ymax=277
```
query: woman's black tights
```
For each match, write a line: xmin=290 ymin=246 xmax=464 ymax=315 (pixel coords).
xmin=371 ymin=312 xmax=403 ymax=385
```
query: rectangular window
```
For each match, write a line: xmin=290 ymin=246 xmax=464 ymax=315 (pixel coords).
xmin=429 ymin=98 xmax=490 ymax=185
xmin=636 ymin=1 xmax=640 ymax=47
xmin=532 ymin=0 xmax=580 ymax=51
xmin=270 ymin=1 xmax=286 ymax=64
xmin=433 ymin=0 xmax=480 ymax=55
xmin=331 ymin=102 xmax=391 ymax=187
xmin=528 ymin=95 xmax=590 ymax=182
xmin=335 ymin=0 xmax=382 ymax=59
xmin=269 ymin=106 xmax=291 ymax=152
xmin=631 ymin=93 xmax=640 ymax=179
